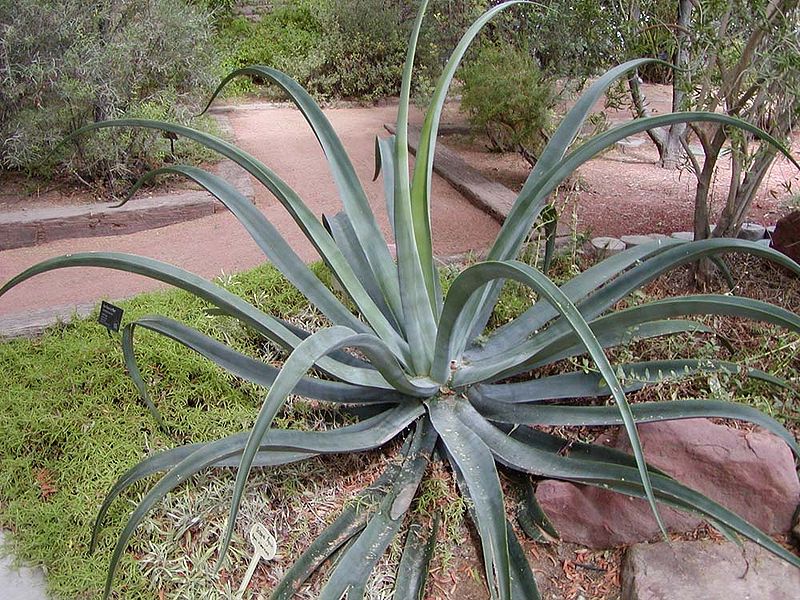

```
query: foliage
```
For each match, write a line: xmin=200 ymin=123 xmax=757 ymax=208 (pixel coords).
xmin=214 ymin=1 xmax=324 ymax=97
xmin=460 ymin=42 xmax=555 ymax=166
xmin=0 ymin=0 xmax=219 ymax=194
xmin=3 ymin=2 xmax=800 ymax=598
xmin=486 ymin=0 xmax=617 ymax=81
xmin=303 ymin=0 xmax=410 ymax=100
xmin=218 ymin=0 xmax=481 ymax=102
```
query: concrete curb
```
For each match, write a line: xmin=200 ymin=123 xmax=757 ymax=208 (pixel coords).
xmin=0 ymin=116 xmax=254 ymax=252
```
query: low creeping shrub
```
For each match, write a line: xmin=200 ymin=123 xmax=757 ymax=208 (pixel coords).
xmin=2 ymin=1 xmax=799 ymax=597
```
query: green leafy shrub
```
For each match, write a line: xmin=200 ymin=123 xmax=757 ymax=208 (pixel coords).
xmin=306 ymin=0 xmax=409 ymax=100
xmin=0 ymin=0 xmax=218 ymax=193
xmin=214 ymin=1 xmax=324 ymax=97
xmin=460 ymin=42 xmax=556 ymax=166
xmin=3 ymin=1 xmax=800 ymax=597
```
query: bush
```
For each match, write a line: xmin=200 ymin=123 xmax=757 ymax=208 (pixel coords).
xmin=214 ymin=0 xmax=324 ymax=97
xmin=0 ymin=0 xmax=218 ymax=194
xmin=460 ymin=43 xmax=556 ymax=166
xmin=306 ymin=0 xmax=482 ymax=101
xmin=305 ymin=0 xmax=409 ymax=100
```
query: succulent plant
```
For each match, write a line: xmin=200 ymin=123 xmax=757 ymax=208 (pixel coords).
xmin=3 ymin=1 xmax=799 ymax=597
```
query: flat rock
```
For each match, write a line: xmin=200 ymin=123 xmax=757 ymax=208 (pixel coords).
xmin=620 ymin=234 xmax=657 ymax=248
xmin=737 ymin=222 xmax=767 ymax=241
xmin=0 ymin=531 xmax=48 ymax=600
xmin=588 ymin=236 xmax=625 ymax=258
xmin=535 ymin=418 xmax=800 ymax=547
xmin=621 ymin=540 xmax=800 ymax=599
xmin=670 ymin=231 xmax=694 ymax=241
xmin=771 ymin=211 xmax=800 ymax=263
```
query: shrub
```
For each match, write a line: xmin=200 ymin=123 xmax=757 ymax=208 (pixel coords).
xmin=0 ymin=0 xmax=218 ymax=193
xmin=306 ymin=0 xmax=409 ymax=100
xmin=3 ymin=1 xmax=800 ymax=597
xmin=460 ymin=42 xmax=556 ymax=166
xmin=306 ymin=0 xmax=481 ymax=101
xmin=214 ymin=0 xmax=324 ymax=97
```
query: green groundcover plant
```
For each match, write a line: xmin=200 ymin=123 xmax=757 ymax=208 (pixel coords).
xmin=2 ymin=1 xmax=800 ymax=597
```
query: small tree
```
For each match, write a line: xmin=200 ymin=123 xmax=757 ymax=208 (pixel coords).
xmin=621 ymin=0 xmax=799 ymax=285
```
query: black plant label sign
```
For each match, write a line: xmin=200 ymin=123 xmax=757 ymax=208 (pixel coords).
xmin=98 ymin=301 xmax=124 ymax=333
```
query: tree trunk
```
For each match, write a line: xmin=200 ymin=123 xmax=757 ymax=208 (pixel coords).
xmin=626 ymin=0 xmax=693 ymax=168
xmin=691 ymin=128 xmax=727 ymax=288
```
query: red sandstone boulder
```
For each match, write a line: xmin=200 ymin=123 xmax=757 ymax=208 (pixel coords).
xmin=771 ymin=210 xmax=800 ymax=264
xmin=535 ymin=418 xmax=800 ymax=547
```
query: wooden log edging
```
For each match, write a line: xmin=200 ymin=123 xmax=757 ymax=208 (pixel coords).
xmin=0 ymin=116 xmax=254 ymax=251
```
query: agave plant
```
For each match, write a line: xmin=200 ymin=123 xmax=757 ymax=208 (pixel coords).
xmin=3 ymin=1 xmax=800 ymax=598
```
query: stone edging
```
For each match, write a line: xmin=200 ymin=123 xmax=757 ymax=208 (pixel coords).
xmin=0 ymin=115 xmax=254 ymax=252
xmin=586 ymin=224 xmax=774 ymax=258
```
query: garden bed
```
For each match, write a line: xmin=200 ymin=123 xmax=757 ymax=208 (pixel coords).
xmin=0 ymin=251 xmax=797 ymax=599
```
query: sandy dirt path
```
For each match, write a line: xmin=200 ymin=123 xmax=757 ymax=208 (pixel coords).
xmin=0 ymin=103 xmax=499 ymax=321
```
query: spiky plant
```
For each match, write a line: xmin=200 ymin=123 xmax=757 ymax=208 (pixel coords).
xmin=3 ymin=1 xmax=800 ymax=597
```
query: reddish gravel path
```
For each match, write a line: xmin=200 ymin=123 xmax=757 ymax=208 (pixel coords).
xmin=0 ymin=103 xmax=499 ymax=321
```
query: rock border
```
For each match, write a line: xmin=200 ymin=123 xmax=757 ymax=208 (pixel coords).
xmin=587 ymin=222 xmax=773 ymax=257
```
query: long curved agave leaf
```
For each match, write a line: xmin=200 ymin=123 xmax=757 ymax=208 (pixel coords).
xmin=456 ymin=400 xmax=800 ymax=568
xmin=445 ymin=430 xmax=541 ymax=599
xmin=122 ymin=165 xmax=369 ymax=331
xmin=528 ymin=59 xmax=666 ymax=190
xmin=61 ymin=119 xmax=412 ymax=364
xmin=497 ymin=112 xmax=798 ymax=267
xmin=374 ymin=135 xmax=397 ymax=236
xmin=219 ymin=327 xmax=435 ymax=569
xmin=576 ymin=239 xmax=800 ymax=324
xmin=515 ymin=477 xmax=559 ymax=543
xmin=471 ymin=238 xmax=683 ymax=358
xmin=202 ymin=65 xmax=403 ymax=323
xmin=410 ymin=0 xmax=526 ymax=309
xmin=271 ymin=449 xmax=409 ymax=599
xmin=392 ymin=0 xmax=438 ymax=374
xmin=505 ymin=519 xmax=542 ymax=599
xmin=323 ymin=212 xmax=401 ymax=332
xmin=475 ymin=396 xmax=799 ymax=457
xmin=505 ymin=426 xmax=746 ymax=542
xmin=121 ymin=323 xmax=166 ymax=427
xmin=91 ymin=405 xmax=420 ymax=555
xmin=428 ymin=398 xmax=512 ymax=600
xmin=604 ymin=293 xmax=800 ymax=332
xmin=124 ymin=315 xmax=405 ymax=404
xmin=472 ymin=359 xmax=787 ymax=403
xmin=436 ymin=260 xmax=666 ymax=537
xmin=393 ymin=514 xmax=439 ymax=600
xmin=91 ymin=442 xmax=312 ymax=555
xmin=318 ymin=419 xmax=437 ymax=599
xmin=485 ymin=290 xmax=800 ymax=382
xmin=537 ymin=318 xmax=713 ymax=364
xmin=540 ymin=204 xmax=558 ymax=276
xmin=100 ymin=438 xmax=258 ymax=598
xmin=476 ymin=318 xmax=715 ymax=385
xmin=0 ymin=253 xmax=390 ymax=388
